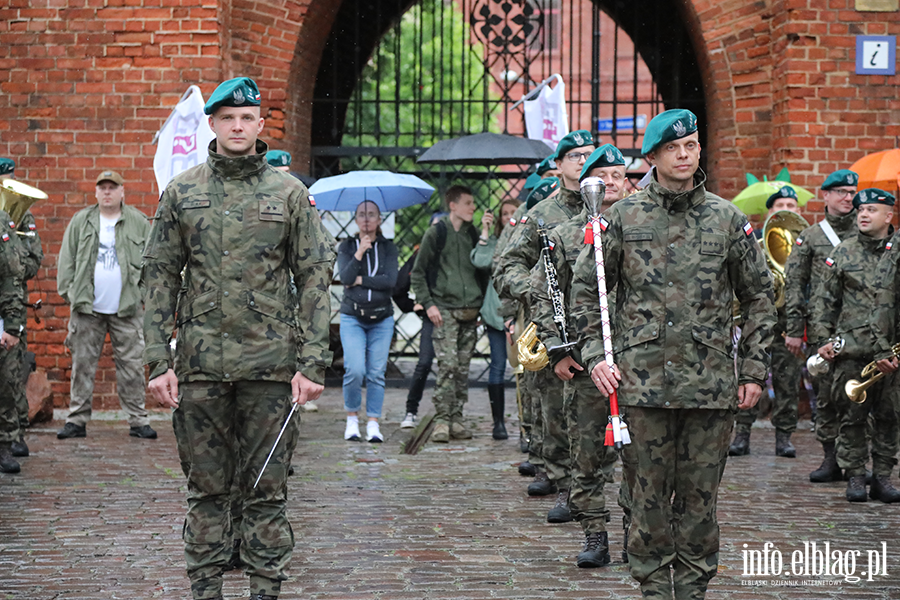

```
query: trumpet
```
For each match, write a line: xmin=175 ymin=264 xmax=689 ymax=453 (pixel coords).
xmin=806 ymin=336 xmax=844 ymax=377
xmin=844 ymin=343 xmax=900 ymax=404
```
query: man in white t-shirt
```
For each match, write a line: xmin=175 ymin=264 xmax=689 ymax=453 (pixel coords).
xmin=56 ymin=171 xmax=154 ymax=439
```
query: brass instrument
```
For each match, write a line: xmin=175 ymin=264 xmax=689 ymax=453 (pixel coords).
xmin=517 ymin=322 xmax=549 ymax=371
xmin=844 ymin=343 xmax=900 ymax=404
xmin=806 ymin=336 xmax=844 ymax=377
xmin=762 ymin=210 xmax=810 ymax=307
xmin=0 ymin=179 xmax=46 ymax=235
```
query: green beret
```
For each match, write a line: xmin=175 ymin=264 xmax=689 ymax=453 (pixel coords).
xmin=853 ymin=188 xmax=895 ymax=209
xmin=526 ymin=177 xmax=560 ymax=209
xmin=204 ymin=77 xmax=261 ymax=115
xmin=266 ymin=150 xmax=291 ymax=167
xmin=641 ymin=109 xmax=698 ymax=155
xmin=554 ymin=130 xmax=594 ymax=161
xmin=0 ymin=158 xmax=14 ymax=177
xmin=822 ymin=169 xmax=858 ymax=190
xmin=523 ymin=172 xmax=541 ymax=190
xmin=765 ymin=185 xmax=798 ymax=209
xmin=580 ymin=144 xmax=625 ymax=181
xmin=536 ymin=155 xmax=558 ymax=176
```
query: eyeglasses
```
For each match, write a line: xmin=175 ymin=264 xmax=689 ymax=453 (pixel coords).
xmin=827 ymin=189 xmax=855 ymax=198
xmin=563 ymin=151 xmax=592 ymax=163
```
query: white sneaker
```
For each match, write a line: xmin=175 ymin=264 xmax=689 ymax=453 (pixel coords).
xmin=400 ymin=413 xmax=417 ymax=429
xmin=366 ymin=420 xmax=383 ymax=443
xmin=344 ymin=417 xmax=360 ymax=441
xmin=302 ymin=401 xmax=319 ymax=412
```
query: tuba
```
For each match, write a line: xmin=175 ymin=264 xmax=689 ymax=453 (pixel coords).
xmin=517 ymin=322 xmax=549 ymax=371
xmin=762 ymin=210 xmax=809 ymax=307
xmin=1 ymin=179 xmax=46 ymax=233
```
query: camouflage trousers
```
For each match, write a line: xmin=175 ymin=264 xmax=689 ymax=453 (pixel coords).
xmin=0 ymin=345 xmax=21 ymax=443
xmin=3 ymin=330 xmax=29 ymax=429
xmin=565 ymin=373 xmax=619 ymax=534
xmin=173 ymin=381 xmax=298 ymax=600
xmin=813 ymin=369 xmax=840 ymax=445
xmin=64 ymin=311 xmax=149 ymax=427
xmin=519 ymin=369 xmax=544 ymax=468
xmin=734 ymin=339 xmax=802 ymax=434
xmin=621 ymin=407 xmax=732 ymax=600
xmin=431 ymin=309 xmax=479 ymax=425
xmin=536 ymin=367 xmax=569 ymax=486
xmin=832 ymin=359 xmax=899 ymax=477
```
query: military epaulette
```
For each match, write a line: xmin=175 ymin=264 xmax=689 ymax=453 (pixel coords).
xmin=825 ymin=257 xmax=835 ymax=267
xmin=742 ymin=222 xmax=753 ymax=237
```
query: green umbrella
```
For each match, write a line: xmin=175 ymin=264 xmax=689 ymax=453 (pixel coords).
xmin=733 ymin=173 xmax=813 ymax=216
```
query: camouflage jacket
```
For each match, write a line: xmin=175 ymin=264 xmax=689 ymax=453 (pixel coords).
xmin=58 ymin=203 xmax=150 ymax=318
xmin=142 ymin=140 xmax=335 ymax=385
xmin=492 ymin=203 xmax=528 ymax=321
xmin=494 ymin=187 xmax=582 ymax=308
xmin=810 ymin=229 xmax=892 ymax=361
xmin=871 ymin=230 xmax=900 ymax=360
xmin=570 ymin=172 xmax=776 ymax=410
xmin=17 ymin=211 xmax=43 ymax=285
xmin=530 ymin=207 xmax=590 ymax=367
xmin=0 ymin=210 xmax=25 ymax=335
xmin=783 ymin=210 xmax=856 ymax=338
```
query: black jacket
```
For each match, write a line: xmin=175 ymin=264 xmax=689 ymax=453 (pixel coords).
xmin=337 ymin=234 xmax=399 ymax=321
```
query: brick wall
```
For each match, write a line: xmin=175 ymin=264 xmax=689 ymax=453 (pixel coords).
xmin=1 ymin=0 xmax=899 ymax=411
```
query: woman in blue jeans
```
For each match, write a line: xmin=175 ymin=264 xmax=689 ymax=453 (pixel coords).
xmin=337 ymin=200 xmax=399 ymax=443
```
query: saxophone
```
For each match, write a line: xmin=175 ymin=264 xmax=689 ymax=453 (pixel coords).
xmin=517 ymin=219 xmax=575 ymax=371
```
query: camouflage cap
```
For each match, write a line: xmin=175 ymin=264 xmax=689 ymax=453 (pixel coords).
xmin=580 ymin=143 xmax=626 ymax=181
xmin=266 ymin=149 xmax=292 ymax=167
xmin=853 ymin=188 xmax=895 ymax=209
xmin=536 ymin=155 xmax=558 ymax=176
xmin=641 ymin=109 xmax=698 ymax=155
xmin=0 ymin=158 xmax=14 ymax=176
xmin=822 ymin=169 xmax=859 ymax=190
xmin=555 ymin=130 xmax=594 ymax=161
xmin=765 ymin=185 xmax=798 ymax=209
xmin=96 ymin=170 xmax=124 ymax=185
xmin=204 ymin=77 xmax=261 ymax=115
xmin=526 ymin=176 xmax=560 ymax=209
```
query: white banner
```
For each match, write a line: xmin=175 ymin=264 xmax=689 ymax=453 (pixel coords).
xmin=153 ymin=86 xmax=216 ymax=196
xmin=523 ymin=74 xmax=569 ymax=150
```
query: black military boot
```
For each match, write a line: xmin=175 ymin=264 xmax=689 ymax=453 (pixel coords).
xmin=869 ymin=475 xmax=900 ymax=503
xmin=846 ymin=475 xmax=867 ymax=502
xmin=518 ymin=461 xmax=537 ymax=477
xmin=728 ymin=430 xmax=750 ymax=456
xmin=576 ymin=531 xmax=610 ymax=568
xmin=775 ymin=431 xmax=796 ymax=458
xmin=547 ymin=489 xmax=572 ymax=523
xmin=11 ymin=434 xmax=29 ymax=458
xmin=0 ymin=442 xmax=21 ymax=474
xmin=809 ymin=441 xmax=842 ymax=482
xmin=488 ymin=384 xmax=508 ymax=440
xmin=527 ymin=470 xmax=557 ymax=496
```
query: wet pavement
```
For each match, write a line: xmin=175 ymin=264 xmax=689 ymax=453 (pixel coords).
xmin=2 ymin=385 xmax=900 ymax=599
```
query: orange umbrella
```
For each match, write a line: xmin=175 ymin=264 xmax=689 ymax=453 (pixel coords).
xmin=850 ymin=149 xmax=900 ymax=192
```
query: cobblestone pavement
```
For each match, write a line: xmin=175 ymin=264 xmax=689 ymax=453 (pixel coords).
xmin=2 ymin=386 xmax=900 ymax=600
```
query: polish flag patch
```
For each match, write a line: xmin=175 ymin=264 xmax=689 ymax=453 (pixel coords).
xmin=1 ymin=233 xmax=9 ymax=242
xmin=520 ymin=216 xmax=529 ymax=224
xmin=742 ymin=222 xmax=753 ymax=237
xmin=549 ymin=241 xmax=555 ymax=251
xmin=888 ymin=241 xmax=894 ymax=250
xmin=825 ymin=257 xmax=835 ymax=267
xmin=795 ymin=237 xmax=803 ymax=246
xmin=509 ymin=217 xmax=516 ymax=227
xmin=598 ymin=217 xmax=609 ymax=232
xmin=28 ymin=223 xmax=36 ymax=231
xmin=308 ymin=195 xmax=316 ymax=207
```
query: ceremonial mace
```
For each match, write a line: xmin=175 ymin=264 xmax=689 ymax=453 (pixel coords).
xmin=253 ymin=401 xmax=298 ymax=489
xmin=581 ymin=177 xmax=631 ymax=449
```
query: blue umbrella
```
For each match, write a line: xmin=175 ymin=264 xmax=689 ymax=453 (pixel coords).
xmin=308 ymin=170 xmax=435 ymax=212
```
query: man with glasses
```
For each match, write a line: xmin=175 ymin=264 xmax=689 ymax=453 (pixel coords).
xmin=783 ymin=169 xmax=858 ymax=482
xmin=495 ymin=129 xmax=594 ymax=523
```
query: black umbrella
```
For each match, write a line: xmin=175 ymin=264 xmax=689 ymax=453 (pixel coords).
xmin=417 ymin=132 xmax=553 ymax=166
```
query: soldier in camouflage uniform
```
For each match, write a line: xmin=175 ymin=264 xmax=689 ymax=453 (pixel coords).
xmin=530 ymin=144 xmax=627 ymax=568
xmin=0 ymin=158 xmax=43 ymax=458
xmin=496 ymin=130 xmax=594 ymax=521
xmin=409 ymin=185 xmax=489 ymax=443
xmin=142 ymin=77 xmax=334 ymax=600
xmin=810 ymin=188 xmax=900 ymax=504
xmin=783 ymin=169 xmax=858 ymax=481
xmin=730 ymin=187 xmax=804 ymax=458
xmin=0 ymin=206 xmax=25 ymax=473
xmin=571 ymin=110 xmax=775 ymax=599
